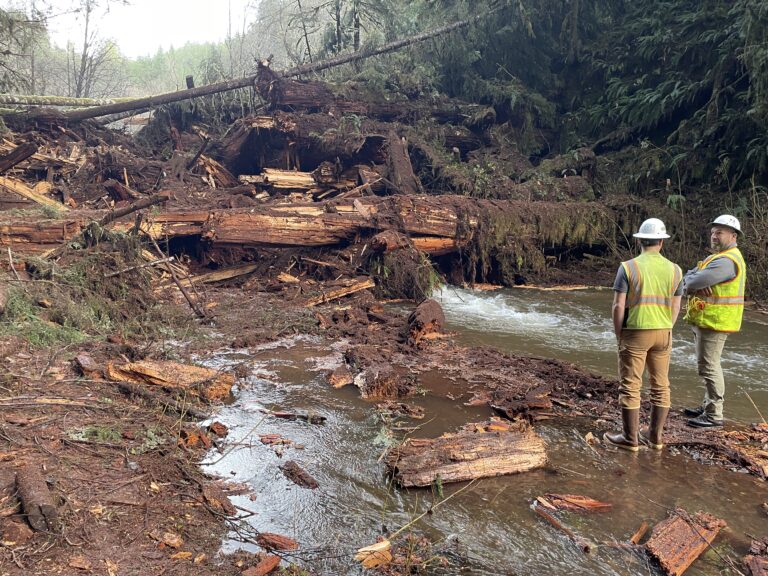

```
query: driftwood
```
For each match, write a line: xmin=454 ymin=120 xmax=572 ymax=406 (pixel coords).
xmin=532 ymin=501 xmax=593 ymax=553
xmin=0 ymin=142 xmax=38 ymax=174
xmin=536 ymin=494 xmax=612 ymax=513
xmin=745 ymin=537 xmax=768 ymax=576
xmin=255 ymin=532 xmax=299 ymax=551
xmin=385 ymin=418 xmax=547 ymax=487
xmin=105 ymin=360 xmax=234 ymax=402
xmin=406 ymin=298 xmax=445 ymax=345
xmin=258 ymin=408 xmax=326 ymax=425
xmin=242 ymin=556 xmax=282 ymax=576
xmin=16 ymin=463 xmax=58 ymax=532
xmin=645 ymin=509 xmax=726 ymax=576
xmin=279 ymin=460 xmax=319 ymax=489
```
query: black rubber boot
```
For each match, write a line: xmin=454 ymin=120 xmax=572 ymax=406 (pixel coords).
xmin=604 ymin=408 xmax=640 ymax=452
xmin=639 ymin=406 xmax=669 ymax=450
xmin=683 ymin=406 xmax=704 ymax=417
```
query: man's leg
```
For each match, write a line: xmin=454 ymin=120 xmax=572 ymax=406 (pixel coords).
xmin=695 ymin=326 xmax=728 ymax=420
xmin=605 ymin=330 xmax=648 ymax=451
xmin=641 ymin=329 xmax=671 ymax=448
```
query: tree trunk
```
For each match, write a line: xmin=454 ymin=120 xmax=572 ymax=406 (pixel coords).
xmin=0 ymin=142 xmax=38 ymax=174
xmin=54 ymin=13 xmax=489 ymax=122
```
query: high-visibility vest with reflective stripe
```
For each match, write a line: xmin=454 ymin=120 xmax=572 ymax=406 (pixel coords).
xmin=621 ymin=252 xmax=682 ymax=329
xmin=687 ymin=247 xmax=746 ymax=332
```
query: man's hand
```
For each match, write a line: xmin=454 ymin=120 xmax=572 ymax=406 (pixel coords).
xmin=695 ymin=286 xmax=713 ymax=297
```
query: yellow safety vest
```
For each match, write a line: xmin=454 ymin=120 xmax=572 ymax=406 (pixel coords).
xmin=686 ymin=247 xmax=746 ymax=332
xmin=621 ymin=252 xmax=682 ymax=329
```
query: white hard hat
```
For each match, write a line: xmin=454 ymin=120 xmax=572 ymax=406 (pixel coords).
xmin=633 ymin=218 xmax=670 ymax=239
xmin=709 ymin=214 xmax=741 ymax=235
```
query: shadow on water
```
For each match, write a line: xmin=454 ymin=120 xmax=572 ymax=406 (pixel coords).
xmin=198 ymin=289 xmax=767 ymax=575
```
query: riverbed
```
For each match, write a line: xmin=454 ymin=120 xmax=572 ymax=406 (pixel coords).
xmin=201 ymin=287 xmax=768 ymax=575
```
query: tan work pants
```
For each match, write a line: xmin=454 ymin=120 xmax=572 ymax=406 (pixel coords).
xmin=618 ymin=329 xmax=672 ymax=409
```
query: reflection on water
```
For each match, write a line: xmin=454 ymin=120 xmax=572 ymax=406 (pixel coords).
xmin=198 ymin=292 xmax=768 ymax=575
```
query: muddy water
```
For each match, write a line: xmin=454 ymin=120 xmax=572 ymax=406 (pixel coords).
xmin=201 ymin=289 xmax=768 ymax=575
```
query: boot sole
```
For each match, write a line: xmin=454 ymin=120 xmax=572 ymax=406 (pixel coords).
xmin=639 ymin=437 xmax=663 ymax=450
xmin=603 ymin=432 xmax=640 ymax=452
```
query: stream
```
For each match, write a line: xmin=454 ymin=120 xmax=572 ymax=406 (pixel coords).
xmin=200 ymin=287 xmax=768 ymax=575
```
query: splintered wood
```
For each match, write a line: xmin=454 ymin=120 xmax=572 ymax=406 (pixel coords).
xmin=645 ymin=509 xmax=726 ymax=576
xmin=385 ymin=417 xmax=547 ymax=487
xmin=536 ymin=494 xmax=612 ymax=513
xmin=105 ymin=360 xmax=234 ymax=402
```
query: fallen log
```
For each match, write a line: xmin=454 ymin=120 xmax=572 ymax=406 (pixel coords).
xmin=645 ymin=509 xmax=726 ymax=576
xmin=255 ymin=532 xmax=299 ymax=551
xmin=16 ymin=463 xmax=59 ymax=532
xmin=0 ymin=219 xmax=82 ymax=253
xmin=385 ymin=417 xmax=547 ymax=487
xmin=0 ymin=142 xmax=38 ymax=174
xmin=55 ymin=13 xmax=492 ymax=123
xmin=114 ymin=380 xmax=210 ymax=421
xmin=242 ymin=555 xmax=282 ymax=576
xmin=105 ymin=360 xmax=234 ymax=402
xmin=304 ymin=277 xmax=375 ymax=307
xmin=258 ymin=408 xmax=326 ymax=425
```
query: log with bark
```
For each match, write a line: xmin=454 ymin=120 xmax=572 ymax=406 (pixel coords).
xmin=16 ymin=463 xmax=59 ymax=532
xmin=385 ymin=417 xmax=547 ymax=487
xmin=0 ymin=142 xmax=38 ymax=174
xmin=279 ymin=460 xmax=319 ymax=489
xmin=645 ymin=509 xmax=726 ymax=576
xmin=387 ymin=131 xmax=422 ymax=195
xmin=0 ymin=219 xmax=82 ymax=253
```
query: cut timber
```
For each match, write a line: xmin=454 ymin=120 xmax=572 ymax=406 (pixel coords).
xmin=0 ymin=176 xmax=67 ymax=210
xmin=411 ymin=236 xmax=461 ymax=256
xmin=538 ymin=494 xmax=612 ymax=512
xmin=304 ymin=277 xmax=375 ymax=307
xmin=406 ymin=298 xmax=445 ymax=345
xmin=279 ymin=460 xmax=319 ymax=489
xmin=16 ymin=463 xmax=59 ymax=532
xmin=0 ymin=142 xmax=38 ymax=174
xmin=645 ymin=509 xmax=726 ymax=576
xmin=105 ymin=360 xmax=234 ymax=402
xmin=385 ymin=417 xmax=547 ymax=487
xmin=0 ymin=219 xmax=82 ymax=253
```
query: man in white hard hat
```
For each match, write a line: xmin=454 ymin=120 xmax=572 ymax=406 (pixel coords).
xmin=682 ymin=214 xmax=747 ymax=428
xmin=605 ymin=218 xmax=683 ymax=451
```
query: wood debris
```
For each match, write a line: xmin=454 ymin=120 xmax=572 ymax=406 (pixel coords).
xmin=385 ymin=417 xmax=547 ymax=487
xmin=645 ymin=509 xmax=726 ymax=576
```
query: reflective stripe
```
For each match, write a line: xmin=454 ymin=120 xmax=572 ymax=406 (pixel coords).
xmin=622 ymin=252 xmax=681 ymax=329
xmin=687 ymin=247 xmax=746 ymax=332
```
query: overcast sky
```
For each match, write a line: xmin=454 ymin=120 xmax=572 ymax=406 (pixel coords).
xmin=41 ymin=0 xmax=259 ymax=59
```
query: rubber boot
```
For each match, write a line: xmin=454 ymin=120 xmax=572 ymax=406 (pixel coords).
xmin=604 ymin=408 xmax=640 ymax=452
xmin=639 ymin=406 xmax=669 ymax=450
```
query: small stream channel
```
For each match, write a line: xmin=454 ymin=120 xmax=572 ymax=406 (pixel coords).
xmin=199 ymin=287 xmax=768 ymax=575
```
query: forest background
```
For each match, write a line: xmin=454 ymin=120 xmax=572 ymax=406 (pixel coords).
xmin=1 ymin=0 xmax=767 ymax=297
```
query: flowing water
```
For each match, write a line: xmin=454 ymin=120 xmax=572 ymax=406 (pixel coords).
xmin=200 ymin=288 xmax=768 ymax=575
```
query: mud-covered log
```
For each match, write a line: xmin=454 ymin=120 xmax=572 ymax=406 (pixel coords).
xmin=406 ymin=298 xmax=445 ymax=345
xmin=16 ymin=464 xmax=58 ymax=532
xmin=645 ymin=509 xmax=726 ymax=576
xmin=385 ymin=418 xmax=547 ymax=487
xmin=0 ymin=142 xmax=38 ymax=174
xmin=370 ymin=230 xmax=411 ymax=253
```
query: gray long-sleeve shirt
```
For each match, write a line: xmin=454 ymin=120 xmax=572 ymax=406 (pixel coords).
xmin=683 ymin=255 xmax=736 ymax=294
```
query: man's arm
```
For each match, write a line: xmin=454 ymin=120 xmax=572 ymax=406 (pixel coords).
xmin=612 ymin=290 xmax=626 ymax=341
xmin=683 ymin=258 xmax=736 ymax=293
xmin=671 ymin=295 xmax=682 ymax=324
